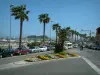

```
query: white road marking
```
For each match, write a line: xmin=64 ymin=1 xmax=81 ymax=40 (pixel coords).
xmin=82 ymin=57 xmax=100 ymax=75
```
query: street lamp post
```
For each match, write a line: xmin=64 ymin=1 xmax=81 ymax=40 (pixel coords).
xmin=50 ymin=21 xmax=54 ymax=45
xmin=9 ymin=4 xmax=13 ymax=49
xmin=74 ymin=28 xmax=77 ymax=42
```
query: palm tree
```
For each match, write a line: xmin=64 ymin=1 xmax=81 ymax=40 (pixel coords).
xmin=11 ymin=5 xmax=29 ymax=48
xmin=74 ymin=30 xmax=77 ymax=42
xmin=52 ymin=23 xmax=60 ymax=44
xmin=79 ymin=33 xmax=83 ymax=41
xmin=70 ymin=30 xmax=75 ymax=42
xmin=76 ymin=31 xmax=80 ymax=41
xmin=57 ymin=27 xmax=70 ymax=51
xmin=38 ymin=14 xmax=50 ymax=42
xmin=83 ymin=34 xmax=87 ymax=41
xmin=66 ymin=27 xmax=71 ymax=41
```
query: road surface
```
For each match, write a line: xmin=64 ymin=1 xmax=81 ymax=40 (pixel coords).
xmin=0 ymin=48 xmax=100 ymax=75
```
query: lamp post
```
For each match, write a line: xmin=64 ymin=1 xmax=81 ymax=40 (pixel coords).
xmin=9 ymin=4 xmax=13 ymax=49
xmin=50 ymin=21 xmax=54 ymax=45
xmin=74 ymin=28 xmax=77 ymax=42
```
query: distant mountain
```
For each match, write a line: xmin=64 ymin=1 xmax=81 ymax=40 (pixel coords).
xmin=27 ymin=35 xmax=49 ymax=39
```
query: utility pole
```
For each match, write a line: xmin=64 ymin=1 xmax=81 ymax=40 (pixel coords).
xmin=9 ymin=4 xmax=13 ymax=49
xmin=50 ymin=21 xmax=54 ymax=45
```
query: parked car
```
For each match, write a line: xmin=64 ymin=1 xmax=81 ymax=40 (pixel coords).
xmin=64 ymin=46 xmax=68 ymax=50
xmin=47 ymin=46 xmax=54 ymax=51
xmin=64 ymin=42 xmax=73 ymax=49
xmin=30 ymin=46 xmax=41 ymax=52
xmin=73 ymin=44 xmax=78 ymax=48
xmin=91 ymin=45 xmax=96 ymax=50
xmin=96 ymin=46 xmax=100 ymax=50
xmin=13 ymin=48 xmax=30 ymax=55
xmin=39 ymin=46 xmax=47 ymax=52
xmin=87 ymin=45 xmax=92 ymax=49
xmin=89 ymin=45 xmax=100 ymax=50
xmin=0 ymin=48 xmax=14 ymax=58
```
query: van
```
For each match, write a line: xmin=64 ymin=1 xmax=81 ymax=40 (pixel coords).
xmin=64 ymin=42 xmax=73 ymax=49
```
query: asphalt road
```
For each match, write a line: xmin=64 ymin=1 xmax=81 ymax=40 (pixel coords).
xmin=0 ymin=48 xmax=100 ymax=75
xmin=67 ymin=48 xmax=100 ymax=68
xmin=0 ymin=58 xmax=99 ymax=75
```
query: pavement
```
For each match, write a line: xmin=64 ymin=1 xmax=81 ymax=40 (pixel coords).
xmin=0 ymin=48 xmax=100 ymax=75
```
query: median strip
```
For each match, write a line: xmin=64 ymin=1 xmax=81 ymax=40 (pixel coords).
xmin=0 ymin=53 xmax=80 ymax=70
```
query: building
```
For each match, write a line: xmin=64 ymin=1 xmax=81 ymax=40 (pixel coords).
xmin=0 ymin=39 xmax=28 ymax=49
xmin=96 ymin=27 xmax=100 ymax=44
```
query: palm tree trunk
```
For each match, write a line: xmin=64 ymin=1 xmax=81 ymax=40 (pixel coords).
xmin=72 ymin=34 xmax=73 ymax=42
xmin=19 ymin=18 xmax=23 ymax=48
xmin=75 ymin=34 xmax=76 ymax=42
xmin=77 ymin=35 xmax=78 ymax=41
xmin=43 ymin=22 xmax=45 ymax=42
xmin=56 ymin=28 xmax=57 ymax=44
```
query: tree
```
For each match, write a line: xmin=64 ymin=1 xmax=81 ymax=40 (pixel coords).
xmin=66 ymin=27 xmax=71 ymax=41
xmin=11 ymin=5 xmax=29 ymax=48
xmin=52 ymin=23 xmax=60 ymax=44
xmin=70 ymin=29 xmax=75 ymax=42
xmin=55 ymin=27 xmax=70 ymax=53
xmin=38 ymin=14 xmax=50 ymax=42
xmin=76 ymin=31 xmax=80 ymax=41
xmin=83 ymin=34 xmax=87 ymax=41
xmin=74 ymin=31 xmax=77 ymax=42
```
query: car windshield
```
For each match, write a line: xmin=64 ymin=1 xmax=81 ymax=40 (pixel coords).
xmin=30 ymin=47 xmax=35 ymax=49
xmin=68 ymin=44 xmax=72 ymax=46
xmin=40 ymin=46 xmax=43 ymax=48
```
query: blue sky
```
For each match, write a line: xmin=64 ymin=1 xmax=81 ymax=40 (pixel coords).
xmin=0 ymin=0 xmax=100 ymax=38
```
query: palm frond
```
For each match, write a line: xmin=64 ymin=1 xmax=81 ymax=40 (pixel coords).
xmin=11 ymin=5 xmax=29 ymax=21
xmin=38 ymin=13 xmax=50 ymax=24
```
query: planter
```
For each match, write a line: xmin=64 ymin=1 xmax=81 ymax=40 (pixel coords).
xmin=67 ymin=53 xmax=79 ymax=57
xmin=37 ymin=55 xmax=52 ymax=60
xmin=24 ymin=58 xmax=39 ymax=62
xmin=55 ymin=54 xmax=67 ymax=58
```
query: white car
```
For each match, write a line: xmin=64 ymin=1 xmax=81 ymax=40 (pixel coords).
xmin=73 ymin=44 xmax=78 ymax=48
xmin=39 ymin=46 xmax=47 ymax=52
xmin=30 ymin=46 xmax=41 ymax=52
xmin=64 ymin=46 xmax=68 ymax=50
xmin=64 ymin=42 xmax=73 ymax=49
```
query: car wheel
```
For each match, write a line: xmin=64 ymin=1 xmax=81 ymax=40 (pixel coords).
xmin=19 ymin=53 xmax=21 ymax=55
xmin=0 ymin=55 xmax=2 ymax=58
xmin=26 ymin=52 xmax=29 ymax=55
xmin=10 ymin=54 xmax=13 ymax=57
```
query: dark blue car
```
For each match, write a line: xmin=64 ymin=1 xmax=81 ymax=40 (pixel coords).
xmin=96 ymin=46 xmax=100 ymax=50
xmin=0 ymin=48 xmax=14 ymax=58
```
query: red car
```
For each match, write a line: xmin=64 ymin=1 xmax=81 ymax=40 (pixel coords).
xmin=13 ymin=48 xmax=30 ymax=55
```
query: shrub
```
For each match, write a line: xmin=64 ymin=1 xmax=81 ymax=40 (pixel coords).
xmin=44 ymin=54 xmax=57 ymax=59
xmin=24 ymin=58 xmax=34 ymax=62
xmin=24 ymin=58 xmax=39 ymax=62
xmin=37 ymin=55 xmax=52 ymax=60
xmin=67 ymin=53 xmax=79 ymax=57
xmin=59 ymin=51 xmax=67 ymax=55
xmin=55 ymin=54 xmax=67 ymax=58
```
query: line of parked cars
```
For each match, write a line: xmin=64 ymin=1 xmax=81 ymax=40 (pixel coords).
xmin=86 ymin=45 xmax=100 ymax=50
xmin=0 ymin=45 xmax=55 ymax=59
